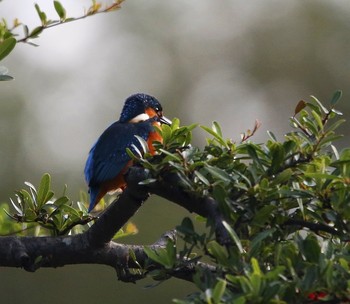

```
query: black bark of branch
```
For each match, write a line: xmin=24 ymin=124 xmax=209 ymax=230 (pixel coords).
xmin=283 ymin=219 xmax=340 ymax=236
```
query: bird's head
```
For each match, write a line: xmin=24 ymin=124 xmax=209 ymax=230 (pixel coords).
xmin=119 ymin=93 xmax=171 ymax=125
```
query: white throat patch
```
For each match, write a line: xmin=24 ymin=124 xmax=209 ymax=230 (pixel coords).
xmin=129 ymin=113 xmax=150 ymax=123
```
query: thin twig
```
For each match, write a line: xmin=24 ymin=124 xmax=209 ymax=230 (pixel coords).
xmin=16 ymin=0 xmax=125 ymax=44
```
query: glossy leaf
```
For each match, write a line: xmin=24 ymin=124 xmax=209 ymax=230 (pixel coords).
xmin=0 ymin=37 xmax=16 ymax=61
xmin=29 ymin=26 xmax=44 ymax=38
xmin=222 ymin=221 xmax=244 ymax=254
xmin=310 ymin=95 xmax=328 ymax=114
xmin=201 ymin=125 xmax=227 ymax=148
xmin=0 ymin=74 xmax=14 ymax=81
xmin=34 ymin=4 xmax=47 ymax=25
xmin=144 ymin=242 xmax=175 ymax=269
xmin=54 ymin=1 xmax=66 ymax=20
xmin=212 ymin=279 xmax=227 ymax=303
xmin=207 ymin=241 xmax=228 ymax=265
xmin=37 ymin=173 xmax=51 ymax=206
xmin=330 ymin=90 xmax=342 ymax=106
xmin=267 ymin=130 xmax=277 ymax=142
xmin=204 ymin=165 xmax=231 ymax=183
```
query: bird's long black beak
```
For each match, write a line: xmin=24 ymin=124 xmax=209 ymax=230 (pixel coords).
xmin=159 ymin=115 xmax=172 ymax=125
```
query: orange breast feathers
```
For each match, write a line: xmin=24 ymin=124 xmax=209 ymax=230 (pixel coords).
xmin=145 ymin=108 xmax=164 ymax=154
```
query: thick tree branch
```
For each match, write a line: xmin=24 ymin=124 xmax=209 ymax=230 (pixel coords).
xmin=125 ymin=166 xmax=232 ymax=245
xmin=0 ymin=229 xmax=215 ymax=283
xmin=0 ymin=165 xmax=218 ymax=283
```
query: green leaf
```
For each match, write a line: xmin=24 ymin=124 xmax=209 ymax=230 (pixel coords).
xmin=267 ymin=130 xmax=277 ymax=141
xmin=283 ymin=140 xmax=297 ymax=155
xmin=271 ymin=168 xmax=293 ymax=186
xmin=9 ymin=197 xmax=23 ymax=215
xmin=53 ymin=196 xmax=69 ymax=207
xmin=310 ymin=95 xmax=328 ymax=114
xmin=299 ymin=235 xmax=321 ymax=263
xmin=330 ymin=90 xmax=342 ymax=106
xmin=269 ymin=142 xmax=285 ymax=174
xmin=245 ymin=144 xmax=265 ymax=172
xmin=34 ymin=3 xmax=47 ymax=25
xmin=303 ymin=172 xmax=339 ymax=180
xmin=0 ymin=74 xmax=14 ymax=81
xmin=134 ymin=135 xmax=149 ymax=154
xmin=250 ymin=229 xmax=275 ymax=257
xmin=37 ymin=173 xmax=51 ymax=206
xmin=166 ymin=240 xmax=176 ymax=265
xmin=201 ymin=124 xmax=227 ymax=148
xmin=158 ymin=148 xmax=181 ymax=161
xmin=144 ymin=246 xmax=163 ymax=265
xmin=326 ymin=118 xmax=346 ymax=133
xmin=339 ymin=258 xmax=349 ymax=272
xmin=130 ymin=143 xmax=143 ymax=158
xmin=177 ymin=217 xmax=194 ymax=234
xmin=301 ymin=265 xmax=318 ymax=290
xmin=113 ymin=222 xmax=138 ymax=240
xmin=170 ymin=117 xmax=180 ymax=131
xmin=305 ymin=102 xmax=322 ymax=115
xmin=144 ymin=242 xmax=175 ymax=269
xmin=138 ymin=178 xmax=157 ymax=185
xmin=204 ymin=165 xmax=231 ymax=183
xmin=125 ymin=147 xmax=139 ymax=160
xmin=318 ymin=134 xmax=343 ymax=147
xmin=194 ymin=170 xmax=210 ymax=186
xmin=311 ymin=110 xmax=323 ymax=130
xmin=24 ymin=181 xmax=37 ymax=196
xmin=331 ymin=108 xmax=343 ymax=115
xmin=58 ymin=204 xmax=81 ymax=218
xmin=54 ymin=1 xmax=66 ymax=20
xmin=207 ymin=240 xmax=228 ymax=265
xmin=212 ymin=279 xmax=227 ymax=303
xmin=0 ymin=37 xmax=16 ymax=61
xmin=160 ymin=123 xmax=172 ymax=144
xmin=222 ymin=221 xmax=244 ymax=254
xmin=279 ymin=188 xmax=313 ymax=199
xmin=23 ymin=25 xmax=29 ymax=37
xmin=251 ymin=257 xmax=262 ymax=276
xmin=19 ymin=189 xmax=35 ymax=210
xmin=251 ymin=205 xmax=276 ymax=226
xmin=212 ymin=121 xmax=223 ymax=137
xmin=128 ymin=248 xmax=142 ymax=269
xmin=29 ymin=26 xmax=44 ymax=38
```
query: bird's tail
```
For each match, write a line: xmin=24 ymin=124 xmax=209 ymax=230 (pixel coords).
xmin=88 ymin=187 xmax=100 ymax=212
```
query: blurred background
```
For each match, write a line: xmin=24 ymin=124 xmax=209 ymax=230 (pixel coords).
xmin=1 ymin=0 xmax=350 ymax=303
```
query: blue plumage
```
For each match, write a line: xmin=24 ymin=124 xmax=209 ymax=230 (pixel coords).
xmin=85 ymin=121 xmax=153 ymax=186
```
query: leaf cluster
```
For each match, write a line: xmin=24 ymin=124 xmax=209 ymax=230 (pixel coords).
xmin=4 ymin=173 xmax=93 ymax=236
xmin=138 ymin=91 xmax=350 ymax=303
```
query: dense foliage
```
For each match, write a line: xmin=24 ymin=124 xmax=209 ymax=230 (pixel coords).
xmin=1 ymin=91 xmax=350 ymax=303
xmin=141 ymin=91 xmax=350 ymax=303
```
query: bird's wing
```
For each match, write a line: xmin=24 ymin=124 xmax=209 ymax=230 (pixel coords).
xmin=84 ymin=121 xmax=153 ymax=186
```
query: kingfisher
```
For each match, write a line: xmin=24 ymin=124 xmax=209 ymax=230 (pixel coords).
xmin=84 ymin=93 xmax=171 ymax=212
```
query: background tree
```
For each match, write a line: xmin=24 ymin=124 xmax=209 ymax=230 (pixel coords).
xmin=1 ymin=1 xmax=350 ymax=303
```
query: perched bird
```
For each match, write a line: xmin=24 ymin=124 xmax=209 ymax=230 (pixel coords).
xmin=84 ymin=93 xmax=171 ymax=212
